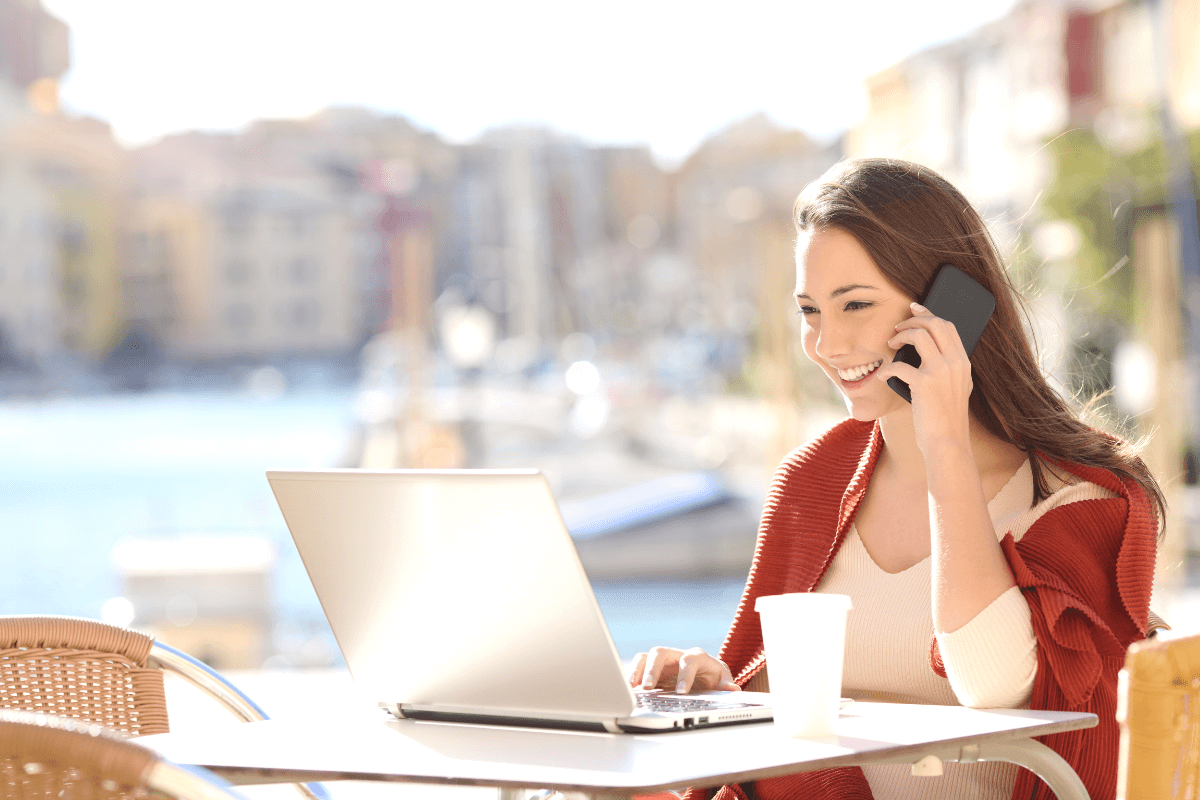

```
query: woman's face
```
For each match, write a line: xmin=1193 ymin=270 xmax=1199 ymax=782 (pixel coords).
xmin=795 ymin=227 xmax=914 ymax=421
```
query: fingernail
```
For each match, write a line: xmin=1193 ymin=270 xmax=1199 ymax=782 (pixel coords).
xmin=911 ymin=302 xmax=925 ymax=312
xmin=642 ymin=677 xmax=653 ymax=689
xmin=676 ymin=680 xmax=687 ymax=694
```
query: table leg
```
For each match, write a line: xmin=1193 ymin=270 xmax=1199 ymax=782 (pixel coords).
xmin=970 ymin=740 xmax=1090 ymax=800
xmin=872 ymin=738 xmax=1090 ymax=800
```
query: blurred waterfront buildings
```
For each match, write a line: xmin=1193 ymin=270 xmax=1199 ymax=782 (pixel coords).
xmin=2 ymin=0 xmax=1197 ymax=487
xmin=0 ymin=1 xmax=847 ymax=436
xmin=1 ymin=73 xmax=838 ymax=398
xmin=852 ymin=0 xmax=1200 ymax=206
xmin=2 ymin=0 xmax=1197 ymax=491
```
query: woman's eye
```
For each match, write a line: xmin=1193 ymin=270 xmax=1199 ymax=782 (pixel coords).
xmin=796 ymin=302 xmax=872 ymax=316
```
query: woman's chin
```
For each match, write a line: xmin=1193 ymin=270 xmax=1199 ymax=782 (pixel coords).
xmin=838 ymin=391 xmax=871 ymax=418
xmin=844 ymin=401 xmax=881 ymax=422
xmin=840 ymin=384 xmax=903 ymax=421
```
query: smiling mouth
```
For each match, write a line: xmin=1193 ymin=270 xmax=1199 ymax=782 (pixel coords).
xmin=836 ymin=360 xmax=883 ymax=382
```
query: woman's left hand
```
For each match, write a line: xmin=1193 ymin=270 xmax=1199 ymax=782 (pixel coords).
xmin=875 ymin=301 xmax=974 ymax=456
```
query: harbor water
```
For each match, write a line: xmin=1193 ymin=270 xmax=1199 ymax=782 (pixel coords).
xmin=0 ymin=388 xmax=747 ymax=664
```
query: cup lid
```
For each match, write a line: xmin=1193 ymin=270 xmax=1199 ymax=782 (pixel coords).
xmin=755 ymin=592 xmax=852 ymax=612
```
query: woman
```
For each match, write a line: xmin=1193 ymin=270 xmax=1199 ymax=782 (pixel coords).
xmin=629 ymin=158 xmax=1165 ymax=800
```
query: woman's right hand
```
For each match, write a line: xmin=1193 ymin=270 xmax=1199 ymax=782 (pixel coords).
xmin=627 ymin=646 xmax=740 ymax=694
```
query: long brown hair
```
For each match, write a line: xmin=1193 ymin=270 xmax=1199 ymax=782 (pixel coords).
xmin=793 ymin=157 xmax=1167 ymax=528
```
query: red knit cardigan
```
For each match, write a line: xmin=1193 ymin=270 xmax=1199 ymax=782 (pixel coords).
xmin=685 ymin=418 xmax=1158 ymax=800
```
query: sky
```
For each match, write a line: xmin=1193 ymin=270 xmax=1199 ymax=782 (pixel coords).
xmin=42 ymin=0 xmax=1020 ymax=165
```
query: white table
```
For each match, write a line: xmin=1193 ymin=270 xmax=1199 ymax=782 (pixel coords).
xmin=138 ymin=702 xmax=1097 ymax=800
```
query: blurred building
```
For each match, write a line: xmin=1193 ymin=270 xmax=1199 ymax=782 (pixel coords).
xmin=0 ymin=0 xmax=840 ymax=397
xmin=595 ymin=143 xmax=677 ymax=340
xmin=850 ymin=1 xmax=1072 ymax=236
xmin=1169 ymin=0 xmax=1200 ymax=128
xmin=0 ymin=111 xmax=62 ymax=364
xmin=0 ymin=0 xmax=836 ymax=413
xmin=124 ymin=112 xmax=459 ymax=362
xmin=13 ymin=115 xmax=125 ymax=359
xmin=207 ymin=186 xmax=355 ymax=358
xmin=0 ymin=0 xmax=128 ymax=368
xmin=0 ymin=0 xmax=67 ymax=93
xmin=122 ymin=197 xmax=200 ymax=355
xmin=121 ymin=117 xmax=695 ymax=373
xmin=439 ymin=127 xmax=675 ymax=357
xmin=849 ymin=0 xmax=1199 ymax=271
xmin=675 ymin=114 xmax=842 ymax=463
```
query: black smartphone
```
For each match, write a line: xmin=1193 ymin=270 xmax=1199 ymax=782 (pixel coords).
xmin=887 ymin=264 xmax=996 ymax=403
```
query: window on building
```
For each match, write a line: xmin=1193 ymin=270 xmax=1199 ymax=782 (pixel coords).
xmin=288 ymin=257 xmax=317 ymax=284
xmin=225 ymin=259 xmax=253 ymax=285
xmin=225 ymin=304 xmax=254 ymax=331
xmin=290 ymin=300 xmax=320 ymax=330
xmin=223 ymin=208 xmax=252 ymax=239
xmin=1065 ymin=11 xmax=1101 ymax=105
xmin=286 ymin=211 xmax=310 ymax=237
xmin=59 ymin=218 xmax=86 ymax=256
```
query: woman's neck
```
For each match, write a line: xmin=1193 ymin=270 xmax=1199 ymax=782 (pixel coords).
xmin=876 ymin=408 xmax=1023 ymax=482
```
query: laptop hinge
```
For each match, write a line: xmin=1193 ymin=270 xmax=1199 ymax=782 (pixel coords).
xmin=392 ymin=704 xmax=621 ymax=733
xmin=379 ymin=702 xmax=406 ymax=719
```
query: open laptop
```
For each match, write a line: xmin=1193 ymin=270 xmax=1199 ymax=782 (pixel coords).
xmin=266 ymin=468 xmax=775 ymax=733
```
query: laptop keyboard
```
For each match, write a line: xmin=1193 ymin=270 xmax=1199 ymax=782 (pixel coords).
xmin=636 ymin=692 xmax=756 ymax=712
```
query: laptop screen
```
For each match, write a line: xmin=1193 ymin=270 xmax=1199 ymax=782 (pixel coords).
xmin=268 ymin=469 xmax=637 ymax=719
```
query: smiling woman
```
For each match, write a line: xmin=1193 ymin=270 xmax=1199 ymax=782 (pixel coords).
xmin=632 ymin=158 xmax=1166 ymax=800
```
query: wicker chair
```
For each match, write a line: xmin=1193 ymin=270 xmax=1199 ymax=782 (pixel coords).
xmin=1116 ymin=630 xmax=1200 ymax=800
xmin=0 ymin=616 xmax=324 ymax=800
xmin=1147 ymin=610 xmax=1171 ymax=639
xmin=0 ymin=709 xmax=243 ymax=799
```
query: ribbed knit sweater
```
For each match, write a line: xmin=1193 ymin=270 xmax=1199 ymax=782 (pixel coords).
xmin=684 ymin=418 xmax=1158 ymax=800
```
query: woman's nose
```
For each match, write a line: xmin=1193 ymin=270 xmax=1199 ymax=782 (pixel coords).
xmin=813 ymin=320 xmax=851 ymax=362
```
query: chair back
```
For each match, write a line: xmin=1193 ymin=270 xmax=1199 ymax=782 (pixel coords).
xmin=1117 ymin=631 xmax=1200 ymax=799
xmin=1 ymin=618 xmax=328 ymax=800
xmin=0 ymin=709 xmax=239 ymax=799
xmin=0 ymin=616 xmax=169 ymax=736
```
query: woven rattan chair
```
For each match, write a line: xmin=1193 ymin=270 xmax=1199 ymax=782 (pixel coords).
xmin=1147 ymin=610 xmax=1171 ymax=638
xmin=0 ymin=616 xmax=325 ymax=800
xmin=1116 ymin=630 xmax=1200 ymax=800
xmin=0 ymin=709 xmax=243 ymax=799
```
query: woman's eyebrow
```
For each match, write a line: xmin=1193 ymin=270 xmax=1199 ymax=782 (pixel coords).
xmin=795 ymin=284 xmax=881 ymax=301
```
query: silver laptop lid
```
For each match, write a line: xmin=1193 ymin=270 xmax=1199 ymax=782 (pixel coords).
xmin=267 ymin=469 xmax=636 ymax=721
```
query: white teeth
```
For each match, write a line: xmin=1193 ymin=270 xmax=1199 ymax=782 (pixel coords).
xmin=837 ymin=359 xmax=883 ymax=381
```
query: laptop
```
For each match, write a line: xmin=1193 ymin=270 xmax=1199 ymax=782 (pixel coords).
xmin=266 ymin=468 xmax=776 ymax=733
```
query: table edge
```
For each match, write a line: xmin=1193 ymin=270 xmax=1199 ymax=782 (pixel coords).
xmin=190 ymin=711 xmax=1099 ymax=795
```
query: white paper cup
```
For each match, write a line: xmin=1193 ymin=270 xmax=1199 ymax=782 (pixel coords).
xmin=755 ymin=592 xmax=852 ymax=738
